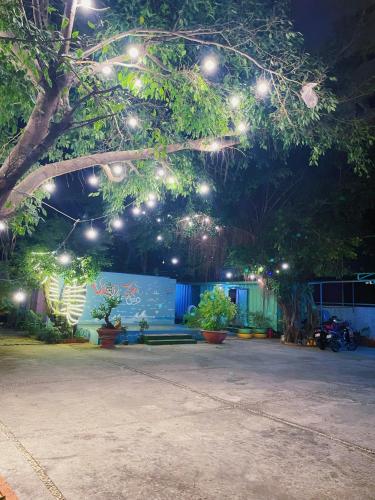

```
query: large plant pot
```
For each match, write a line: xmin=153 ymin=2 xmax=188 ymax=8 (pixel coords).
xmin=253 ymin=329 xmax=267 ymax=339
xmin=202 ymin=330 xmax=227 ymax=344
xmin=237 ymin=328 xmax=253 ymax=340
xmin=97 ymin=328 xmax=119 ymax=348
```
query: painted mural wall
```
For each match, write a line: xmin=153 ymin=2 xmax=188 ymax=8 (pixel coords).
xmin=79 ymin=272 xmax=176 ymax=325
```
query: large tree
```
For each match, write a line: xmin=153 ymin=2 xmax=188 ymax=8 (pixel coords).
xmin=0 ymin=0 xmax=370 ymax=227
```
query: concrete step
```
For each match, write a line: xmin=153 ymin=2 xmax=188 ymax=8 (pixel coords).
xmin=144 ymin=338 xmax=197 ymax=346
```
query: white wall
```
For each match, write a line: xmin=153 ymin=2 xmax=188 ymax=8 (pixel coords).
xmin=321 ymin=306 xmax=375 ymax=337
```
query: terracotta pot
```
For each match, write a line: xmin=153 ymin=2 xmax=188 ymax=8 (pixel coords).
xmin=97 ymin=327 xmax=119 ymax=348
xmin=202 ymin=330 xmax=227 ymax=344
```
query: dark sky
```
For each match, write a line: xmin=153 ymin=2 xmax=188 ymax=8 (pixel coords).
xmin=291 ymin=0 xmax=337 ymax=49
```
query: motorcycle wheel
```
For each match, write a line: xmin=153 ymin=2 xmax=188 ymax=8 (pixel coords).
xmin=330 ymin=339 xmax=341 ymax=352
xmin=347 ymin=341 xmax=358 ymax=351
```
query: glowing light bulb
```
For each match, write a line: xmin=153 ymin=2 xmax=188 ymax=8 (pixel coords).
xmin=167 ymin=176 xmax=176 ymax=185
xmin=171 ymin=257 xmax=179 ymax=265
xmin=250 ymin=274 xmax=256 ymax=280
xmin=203 ymin=217 xmax=210 ymax=224
xmin=44 ymin=181 xmax=55 ymax=193
xmin=156 ymin=235 xmax=163 ymax=241
xmin=202 ymin=56 xmax=218 ymax=74
xmin=276 ymin=269 xmax=280 ymax=274
xmin=102 ymin=65 xmax=112 ymax=76
xmin=0 ymin=221 xmax=7 ymax=231
xmin=127 ymin=45 xmax=141 ymax=60
xmin=134 ymin=78 xmax=142 ymax=89
xmin=198 ymin=183 xmax=210 ymax=195
xmin=112 ymin=218 xmax=123 ymax=229
xmin=202 ymin=234 xmax=208 ymax=241
xmin=209 ymin=141 xmax=220 ymax=152
xmin=148 ymin=193 xmax=156 ymax=201
xmin=13 ymin=290 xmax=26 ymax=303
xmin=79 ymin=0 xmax=92 ymax=8
xmin=215 ymin=225 xmax=221 ymax=232
xmin=184 ymin=216 xmax=191 ymax=222
xmin=112 ymin=164 xmax=123 ymax=176
xmin=156 ymin=218 xmax=161 ymax=223
xmin=88 ymin=174 xmax=99 ymax=186
xmin=127 ymin=116 xmax=138 ymax=128
xmin=58 ymin=253 xmax=71 ymax=265
xmin=85 ymin=227 xmax=98 ymax=240
xmin=281 ymin=262 xmax=289 ymax=270
xmin=229 ymin=95 xmax=241 ymax=108
xmin=156 ymin=167 xmax=165 ymax=178
xmin=132 ymin=206 xmax=141 ymax=215
xmin=146 ymin=199 xmax=156 ymax=208
xmin=225 ymin=271 xmax=233 ymax=279
xmin=256 ymin=78 xmax=270 ymax=96
xmin=237 ymin=121 xmax=249 ymax=134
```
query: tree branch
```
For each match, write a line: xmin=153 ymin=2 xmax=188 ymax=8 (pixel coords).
xmin=2 ymin=137 xmax=238 ymax=216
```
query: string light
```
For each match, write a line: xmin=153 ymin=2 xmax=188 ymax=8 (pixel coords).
xmin=202 ymin=56 xmax=218 ymax=74
xmin=156 ymin=218 xmax=161 ymax=223
xmin=13 ymin=290 xmax=26 ymax=303
xmin=209 ymin=141 xmax=220 ymax=152
xmin=101 ymin=65 xmax=113 ymax=76
xmin=156 ymin=167 xmax=165 ymax=178
xmin=58 ymin=253 xmax=72 ymax=265
xmin=127 ymin=45 xmax=141 ymax=60
xmin=134 ymin=78 xmax=142 ymax=89
xmin=112 ymin=164 xmax=123 ymax=176
xmin=167 ymin=176 xmax=176 ymax=185
xmin=276 ymin=269 xmax=280 ymax=274
xmin=127 ymin=116 xmax=138 ymax=128
xmin=85 ymin=227 xmax=98 ymax=240
xmin=88 ymin=174 xmax=99 ymax=186
xmin=281 ymin=262 xmax=290 ymax=270
xmin=256 ymin=78 xmax=270 ymax=97
xmin=0 ymin=221 xmax=7 ymax=231
xmin=229 ymin=95 xmax=241 ymax=108
xmin=198 ymin=183 xmax=210 ymax=195
xmin=188 ymin=221 xmax=193 ymax=227
xmin=156 ymin=235 xmax=163 ymax=241
xmin=132 ymin=206 xmax=141 ymax=216
xmin=236 ymin=122 xmax=249 ymax=134
xmin=146 ymin=199 xmax=156 ymax=208
xmin=202 ymin=234 xmax=208 ymax=241
xmin=171 ymin=257 xmax=179 ymax=265
xmin=203 ymin=217 xmax=210 ymax=224
xmin=79 ymin=0 xmax=92 ymax=8
xmin=215 ymin=225 xmax=221 ymax=232
xmin=112 ymin=218 xmax=123 ymax=229
xmin=44 ymin=181 xmax=56 ymax=193
xmin=225 ymin=271 xmax=233 ymax=279
xmin=250 ymin=274 xmax=256 ymax=280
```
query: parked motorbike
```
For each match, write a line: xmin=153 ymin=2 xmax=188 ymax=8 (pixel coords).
xmin=314 ymin=316 xmax=359 ymax=352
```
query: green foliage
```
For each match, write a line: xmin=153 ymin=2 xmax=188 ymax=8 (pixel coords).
xmin=36 ymin=325 xmax=61 ymax=344
xmin=196 ymin=287 xmax=236 ymax=331
xmin=183 ymin=307 xmax=201 ymax=328
xmin=91 ymin=292 xmax=122 ymax=328
xmin=138 ymin=318 xmax=149 ymax=332
xmin=248 ymin=311 xmax=272 ymax=330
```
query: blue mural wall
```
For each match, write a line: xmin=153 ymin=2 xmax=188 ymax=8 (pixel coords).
xmin=79 ymin=272 xmax=176 ymax=325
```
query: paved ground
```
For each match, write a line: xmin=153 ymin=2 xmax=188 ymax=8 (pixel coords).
xmin=0 ymin=339 xmax=374 ymax=500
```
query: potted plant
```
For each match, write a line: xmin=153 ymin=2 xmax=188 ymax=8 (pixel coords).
xmin=249 ymin=311 xmax=271 ymax=338
xmin=196 ymin=287 xmax=237 ymax=344
xmin=91 ymin=294 xmax=122 ymax=348
xmin=237 ymin=326 xmax=253 ymax=339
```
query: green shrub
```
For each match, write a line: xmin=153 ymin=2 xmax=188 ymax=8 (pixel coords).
xmin=248 ymin=311 xmax=272 ymax=329
xmin=36 ymin=326 xmax=61 ymax=344
xmin=139 ymin=319 xmax=149 ymax=332
xmin=196 ymin=287 xmax=237 ymax=331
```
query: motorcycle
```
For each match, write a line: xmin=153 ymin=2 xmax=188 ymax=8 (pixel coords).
xmin=314 ymin=316 xmax=359 ymax=352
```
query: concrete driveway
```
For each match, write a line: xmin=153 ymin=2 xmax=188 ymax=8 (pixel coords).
xmin=0 ymin=339 xmax=374 ymax=499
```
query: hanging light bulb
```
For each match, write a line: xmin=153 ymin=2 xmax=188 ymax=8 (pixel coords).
xmin=166 ymin=176 xmax=176 ymax=185
xmin=58 ymin=252 xmax=71 ymax=265
xmin=276 ymin=269 xmax=280 ymax=274
xmin=202 ymin=234 xmax=208 ymax=241
xmin=198 ymin=183 xmax=210 ymax=195
xmin=215 ymin=225 xmax=221 ymax=232
xmin=209 ymin=141 xmax=220 ymax=152
xmin=236 ymin=121 xmax=249 ymax=134
xmin=79 ymin=0 xmax=92 ymax=7
xmin=156 ymin=218 xmax=161 ymax=223
xmin=101 ymin=65 xmax=113 ymax=76
xmin=127 ymin=45 xmax=141 ymax=60
xmin=203 ymin=217 xmax=210 ymax=224
xmin=225 ymin=271 xmax=233 ymax=279
xmin=44 ymin=181 xmax=55 ymax=193
xmin=156 ymin=235 xmax=163 ymax=241
xmin=146 ymin=199 xmax=156 ymax=208
xmin=281 ymin=262 xmax=290 ymax=270
xmin=13 ymin=290 xmax=26 ymax=303
xmin=202 ymin=56 xmax=218 ymax=74
xmin=112 ymin=218 xmax=123 ymax=229
xmin=85 ymin=227 xmax=98 ymax=240
xmin=0 ymin=221 xmax=7 ymax=231
xmin=112 ymin=164 xmax=123 ymax=176
xmin=171 ymin=257 xmax=179 ymax=265
xmin=134 ymin=78 xmax=142 ymax=89
xmin=256 ymin=78 xmax=270 ymax=97
xmin=250 ymin=274 xmax=256 ymax=281
xmin=229 ymin=95 xmax=241 ymax=108
xmin=156 ymin=167 xmax=165 ymax=178
xmin=127 ymin=115 xmax=138 ymax=128
xmin=132 ymin=206 xmax=141 ymax=216
xmin=88 ymin=174 xmax=99 ymax=186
